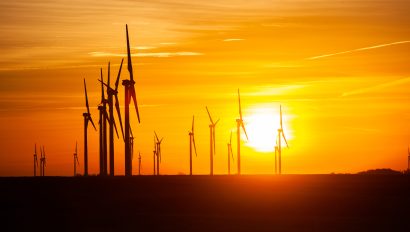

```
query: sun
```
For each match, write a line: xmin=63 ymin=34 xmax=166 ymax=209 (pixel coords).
xmin=243 ymin=106 xmax=292 ymax=153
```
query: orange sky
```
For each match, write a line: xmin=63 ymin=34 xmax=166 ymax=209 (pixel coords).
xmin=0 ymin=0 xmax=409 ymax=176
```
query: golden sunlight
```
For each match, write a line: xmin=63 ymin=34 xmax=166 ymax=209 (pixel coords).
xmin=244 ymin=106 xmax=292 ymax=153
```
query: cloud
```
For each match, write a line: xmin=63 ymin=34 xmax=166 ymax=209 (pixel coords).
xmin=223 ymin=38 xmax=244 ymax=42
xmin=307 ymin=41 xmax=410 ymax=60
xmin=342 ymin=77 xmax=410 ymax=97
xmin=133 ymin=46 xmax=156 ymax=50
xmin=89 ymin=51 xmax=203 ymax=58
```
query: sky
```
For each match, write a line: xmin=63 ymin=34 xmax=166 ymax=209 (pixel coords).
xmin=0 ymin=0 xmax=409 ymax=176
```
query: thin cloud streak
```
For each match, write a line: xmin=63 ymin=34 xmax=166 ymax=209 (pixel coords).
xmin=89 ymin=51 xmax=203 ymax=58
xmin=223 ymin=38 xmax=244 ymax=42
xmin=307 ymin=41 xmax=410 ymax=60
xmin=342 ymin=77 xmax=410 ymax=97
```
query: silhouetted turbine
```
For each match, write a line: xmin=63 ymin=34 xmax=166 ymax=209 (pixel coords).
xmin=227 ymin=131 xmax=234 ymax=175
xmin=97 ymin=68 xmax=109 ymax=176
xmin=83 ymin=78 xmax=97 ymax=176
xmin=236 ymin=89 xmax=248 ymax=175
xmin=100 ymin=60 xmax=124 ymax=176
xmin=153 ymin=135 xmax=156 ymax=175
xmin=154 ymin=131 xmax=164 ymax=175
xmin=40 ymin=146 xmax=46 ymax=176
xmin=206 ymin=106 xmax=219 ymax=176
xmin=74 ymin=142 xmax=79 ymax=176
xmin=189 ymin=115 xmax=198 ymax=175
xmin=123 ymin=24 xmax=141 ymax=176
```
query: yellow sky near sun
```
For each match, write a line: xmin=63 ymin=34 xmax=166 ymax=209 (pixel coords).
xmin=0 ymin=0 xmax=409 ymax=176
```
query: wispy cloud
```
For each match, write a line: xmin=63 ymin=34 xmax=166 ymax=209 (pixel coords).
xmin=307 ymin=41 xmax=410 ymax=60
xmin=223 ymin=38 xmax=244 ymax=42
xmin=133 ymin=46 xmax=156 ymax=50
xmin=342 ymin=77 xmax=410 ymax=97
xmin=89 ymin=51 xmax=203 ymax=58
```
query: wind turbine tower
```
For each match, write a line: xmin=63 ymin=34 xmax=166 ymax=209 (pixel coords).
xmin=123 ymin=24 xmax=141 ymax=176
xmin=236 ymin=89 xmax=249 ymax=175
xmin=188 ymin=116 xmax=198 ymax=175
xmin=83 ymin=78 xmax=97 ymax=176
xmin=153 ymin=136 xmax=156 ymax=175
xmin=154 ymin=131 xmax=163 ymax=175
xmin=206 ymin=107 xmax=219 ymax=176
xmin=97 ymin=68 xmax=109 ymax=176
xmin=33 ymin=144 xmax=38 ymax=177
xmin=138 ymin=152 xmax=141 ymax=175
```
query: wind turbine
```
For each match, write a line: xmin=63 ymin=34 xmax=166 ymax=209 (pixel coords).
xmin=407 ymin=146 xmax=410 ymax=172
xmin=236 ymin=89 xmax=248 ymax=175
xmin=227 ymin=131 xmax=234 ymax=175
xmin=188 ymin=115 xmax=198 ymax=175
xmin=100 ymin=60 xmax=124 ymax=176
xmin=154 ymin=131 xmax=164 ymax=175
xmin=206 ymin=106 xmax=219 ymax=176
xmin=97 ymin=68 xmax=109 ymax=176
xmin=153 ymin=135 xmax=156 ymax=175
xmin=83 ymin=78 xmax=97 ymax=176
xmin=277 ymin=105 xmax=289 ymax=174
xmin=138 ymin=152 xmax=141 ymax=175
xmin=130 ymin=126 xmax=134 ymax=166
xmin=40 ymin=146 xmax=46 ymax=176
xmin=33 ymin=144 xmax=38 ymax=177
xmin=123 ymin=24 xmax=141 ymax=176
xmin=74 ymin=142 xmax=80 ymax=176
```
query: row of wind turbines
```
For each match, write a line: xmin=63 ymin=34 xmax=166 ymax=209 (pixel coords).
xmin=32 ymin=24 xmax=289 ymax=177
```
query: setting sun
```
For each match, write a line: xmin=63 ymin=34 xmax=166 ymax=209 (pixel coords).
xmin=244 ymin=106 xmax=292 ymax=153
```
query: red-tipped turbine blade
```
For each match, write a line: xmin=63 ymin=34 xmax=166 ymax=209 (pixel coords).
xmin=130 ymin=87 xmax=140 ymax=123
xmin=115 ymin=58 xmax=124 ymax=92
xmin=205 ymin=106 xmax=213 ymax=124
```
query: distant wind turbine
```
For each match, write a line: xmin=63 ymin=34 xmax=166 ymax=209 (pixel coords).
xmin=100 ymin=60 xmax=124 ymax=176
xmin=74 ymin=142 xmax=79 ymax=176
xmin=138 ymin=152 xmax=141 ymax=175
xmin=277 ymin=105 xmax=289 ymax=174
xmin=154 ymin=131 xmax=164 ymax=175
xmin=123 ymin=24 xmax=141 ymax=176
xmin=153 ymin=135 xmax=156 ymax=175
xmin=188 ymin=115 xmax=198 ymax=175
xmin=83 ymin=78 xmax=97 ymax=176
xmin=40 ymin=146 xmax=46 ymax=176
xmin=236 ymin=89 xmax=248 ymax=175
xmin=227 ymin=131 xmax=234 ymax=175
xmin=33 ymin=144 xmax=38 ymax=177
xmin=130 ymin=127 xmax=134 ymax=165
xmin=206 ymin=107 xmax=219 ymax=176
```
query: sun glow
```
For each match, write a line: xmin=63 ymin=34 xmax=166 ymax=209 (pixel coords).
xmin=244 ymin=106 xmax=292 ymax=153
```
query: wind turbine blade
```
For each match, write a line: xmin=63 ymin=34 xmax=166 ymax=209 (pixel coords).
xmin=192 ymin=115 xmax=194 ymax=133
xmin=107 ymin=62 xmax=111 ymax=89
xmin=214 ymin=118 xmax=220 ymax=126
xmin=241 ymin=122 xmax=249 ymax=141
xmin=230 ymin=146 xmax=234 ymax=161
xmin=75 ymin=141 xmax=77 ymax=154
xmin=205 ymin=106 xmax=214 ymax=124
xmin=112 ymin=114 xmax=119 ymax=139
xmin=84 ymin=78 xmax=91 ymax=114
xmin=126 ymin=24 xmax=134 ymax=82
xmin=238 ymin=89 xmax=243 ymax=119
xmin=89 ymin=116 xmax=97 ymax=131
xmin=34 ymin=144 xmax=37 ymax=155
xmin=115 ymin=58 xmax=124 ymax=92
xmin=193 ymin=136 xmax=198 ymax=157
xmin=282 ymin=131 xmax=289 ymax=148
xmin=130 ymin=87 xmax=141 ymax=123
xmin=114 ymin=96 xmax=124 ymax=140
xmin=160 ymin=137 xmax=164 ymax=143
xmin=154 ymin=131 xmax=159 ymax=142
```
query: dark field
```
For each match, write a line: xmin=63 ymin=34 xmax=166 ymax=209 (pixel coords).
xmin=1 ymin=175 xmax=410 ymax=231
